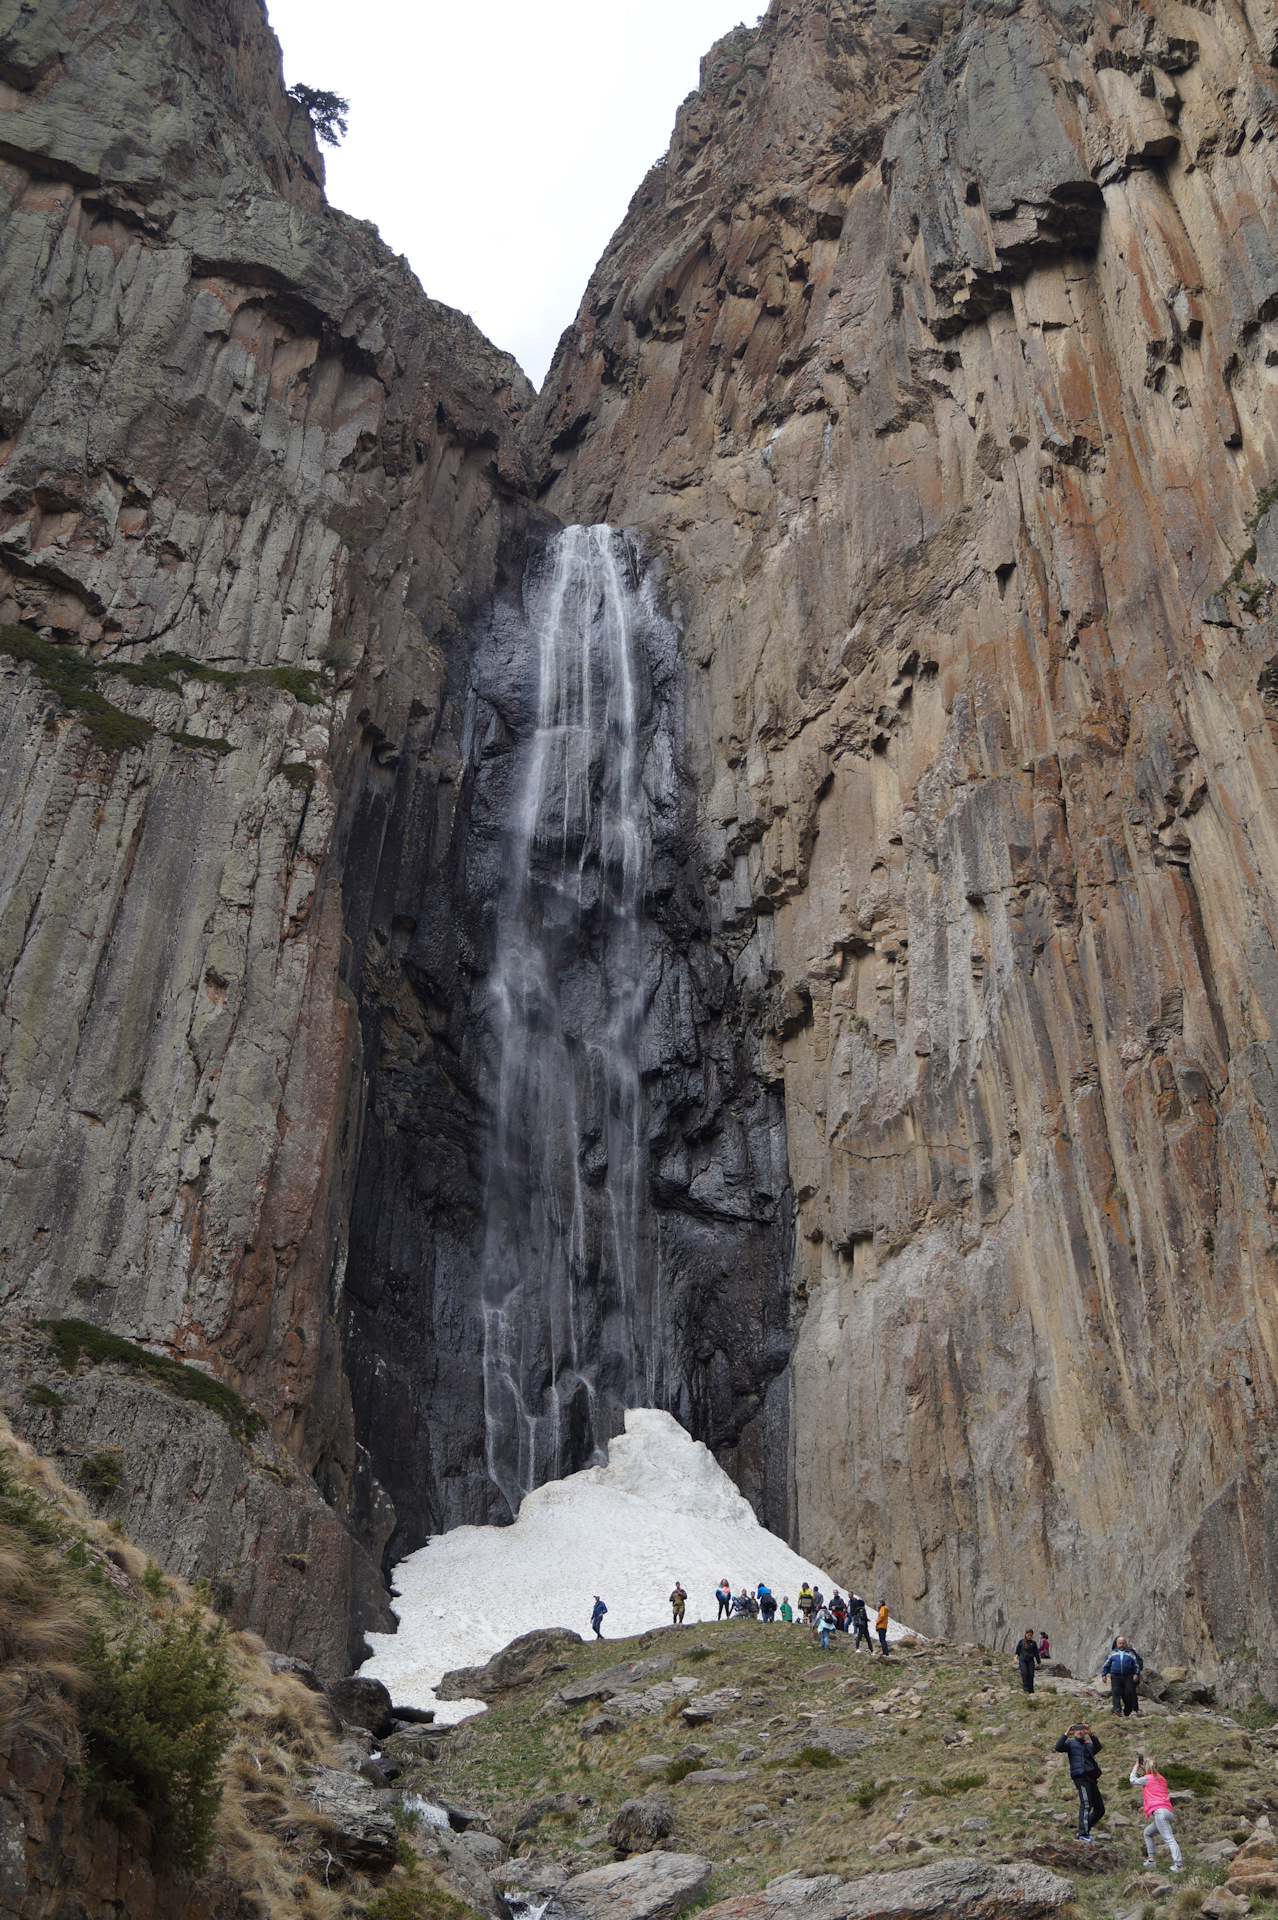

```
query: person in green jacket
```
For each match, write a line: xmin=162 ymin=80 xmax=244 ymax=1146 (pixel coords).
xmin=780 ymin=1596 xmax=794 ymax=1623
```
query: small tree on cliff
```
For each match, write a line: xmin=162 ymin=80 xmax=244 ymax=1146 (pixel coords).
xmin=287 ymin=83 xmax=349 ymax=147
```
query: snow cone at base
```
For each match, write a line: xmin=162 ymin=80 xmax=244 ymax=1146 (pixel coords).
xmin=360 ymin=1409 xmax=913 ymax=1723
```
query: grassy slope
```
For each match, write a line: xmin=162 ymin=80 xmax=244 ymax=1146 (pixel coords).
xmin=398 ymin=1624 xmax=1278 ymax=1918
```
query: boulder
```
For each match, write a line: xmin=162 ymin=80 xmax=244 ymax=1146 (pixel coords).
xmin=326 ymin=1674 xmax=395 ymax=1738
xmin=515 ymin=1792 xmax=581 ymax=1834
xmin=634 ymin=1756 xmax=673 ymax=1773
xmin=562 ymin=1660 xmax=670 ymax=1706
xmin=678 ymin=1769 xmax=749 ymax=1786
xmin=1202 ymin=1893 xmax=1253 ymax=1920
xmin=608 ymin=1797 xmax=676 ymax=1852
xmin=438 ymin=1628 xmax=585 ymax=1702
xmin=393 ymin=1704 xmax=436 ymax=1724
xmin=556 ymin=1851 xmax=714 ymax=1920
xmin=698 ymin=1859 xmax=1075 ymax=1920
xmin=1022 ymin=1838 xmax=1127 ymax=1874
xmin=681 ymin=1688 xmax=741 ymax=1725
xmin=1236 ymin=1838 xmax=1276 ymax=1863
xmin=1227 ymin=1870 xmax=1278 ymax=1898
xmin=292 ymin=1765 xmax=398 ymax=1866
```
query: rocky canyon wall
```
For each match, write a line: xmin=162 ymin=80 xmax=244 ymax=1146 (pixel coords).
xmin=0 ymin=0 xmax=536 ymax=1670
xmin=532 ymin=0 xmax=1278 ymax=1698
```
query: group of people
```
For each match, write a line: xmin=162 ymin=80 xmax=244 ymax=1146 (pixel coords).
xmin=1016 ymin=1628 xmax=1145 ymax=1719
xmin=1056 ymin=1724 xmax=1184 ymax=1869
xmin=702 ymin=1579 xmax=891 ymax=1653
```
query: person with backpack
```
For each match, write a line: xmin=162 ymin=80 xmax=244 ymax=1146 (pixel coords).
xmin=780 ymin=1595 xmax=793 ymax=1623
xmin=876 ymin=1600 xmax=890 ymax=1655
xmin=670 ymin=1582 xmax=687 ymax=1625
xmin=1130 ymin=1753 xmax=1183 ymax=1872
xmin=759 ymin=1586 xmax=777 ymax=1623
xmin=816 ymin=1600 xmax=837 ymax=1652
xmin=1101 ymin=1638 xmax=1142 ymax=1716
xmin=798 ymin=1584 xmax=815 ymax=1625
xmin=1054 ymin=1723 xmax=1104 ymax=1840
xmin=716 ymin=1578 xmax=732 ymax=1621
xmin=1016 ymin=1628 xmax=1042 ymax=1692
xmin=831 ymin=1593 xmax=848 ymax=1633
xmin=591 ymin=1596 xmax=607 ymax=1639
xmin=850 ymin=1594 xmax=871 ymax=1652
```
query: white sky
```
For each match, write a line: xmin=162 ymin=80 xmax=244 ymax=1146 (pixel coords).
xmin=265 ymin=0 xmax=756 ymax=390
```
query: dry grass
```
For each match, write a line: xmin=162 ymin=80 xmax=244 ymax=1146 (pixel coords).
xmin=0 ymin=1418 xmax=381 ymax=1920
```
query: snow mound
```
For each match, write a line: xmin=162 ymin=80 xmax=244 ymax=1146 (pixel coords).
xmin=360 ymin=1408 xmax=914 ymax=1723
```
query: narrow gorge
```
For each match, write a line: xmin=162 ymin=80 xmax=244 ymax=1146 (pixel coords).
xmin=2 ymin=0 xmax=1278 ymax=1738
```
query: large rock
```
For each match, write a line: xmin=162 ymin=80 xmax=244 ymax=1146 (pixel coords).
xmin=437 ymin=1628 xmax=586 ymax=1702
xmin=697 ymin=1860 xmax=1075 ymax=1920
xmin=608 ymin=1797 xmax=677 ymax=1853
xmin=326 ymin=1675 xmax=395 ymax=1737
xmin=291 ymin=1765 xmax=398 ymax=1867
xmin=1023 ymin=1840 xmax=1127 ymax=1876
xmin=556 ymin=1852 xmax=714 ymax=1920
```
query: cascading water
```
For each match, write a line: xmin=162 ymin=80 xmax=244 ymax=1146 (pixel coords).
xmin=479 ymin=524 xmax=658 ymax=1518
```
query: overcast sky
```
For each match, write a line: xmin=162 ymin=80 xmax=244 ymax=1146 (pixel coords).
xmin=265 ymin=0 xmax=754 ymax=390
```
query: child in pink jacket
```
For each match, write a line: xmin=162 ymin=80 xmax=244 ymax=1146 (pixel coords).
xmin=1130 ymin=1755 xmax=1183 ymax=1871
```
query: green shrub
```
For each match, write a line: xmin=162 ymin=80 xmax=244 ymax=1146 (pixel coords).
xmin=1242 ymin=1693 xmax=1278 ymax=1730
xmin=665 ymin=1758 xmax=706 ymax=1784
xmin=78 ymin=1452 xmax=122 ymax=1498
xmin=683 ymin=1646 xmax=716 ymax=1663
xmin=165 ymin=731 xmax=233 ymax=755
xmin=363 ymin=1884 xmax=476 ymax=1920
xmin=854 ymin=1782 xmax=886 ymax=1811
xmin=40 ymin=1319 xmax=262 ymax=1441
xmin=24 ymin=1382 xmax=65 ymax=1414
xmin=1162 ymin=1763 xmax=1219 ymax=1793
xmin=277 ymin=759 xmax=315 ymax=790
xmin=920 ymin=1770 xmax=988 ymax=1798
xmin=141 ymin=1561 xmax=166 ymax=1599
xmin=82 ymin=1615 xmax=235 ymax=1872
xmin=794 ymin=1746 xmax=842 ymax=1769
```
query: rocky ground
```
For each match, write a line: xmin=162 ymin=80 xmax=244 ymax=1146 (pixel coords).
xmin=371 ymin=1622 xmax=1278 ymax=1920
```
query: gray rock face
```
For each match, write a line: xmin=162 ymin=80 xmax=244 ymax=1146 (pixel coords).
xmin=437 ymin=1628 xmax=586 ymax=1702
xmin=326 ymin=1674 xmax=395 ymax=1737
xmin=555 ymin=1852 xmax=714 ymax=1920
xmin=697 ymin=1859 xmax=1075 ymax=1920
xmin=608 ymin=1797 xmax=677 ymax=1852
xmin=291 ymin=1765 xmax=398 ymax=1867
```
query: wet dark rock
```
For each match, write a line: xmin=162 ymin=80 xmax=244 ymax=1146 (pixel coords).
xmin=326 ymin=1675 xmax=395 ymax=1738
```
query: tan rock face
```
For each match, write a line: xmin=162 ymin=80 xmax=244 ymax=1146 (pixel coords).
xmin=533 ymin=0 xmax=1278 ymax=1694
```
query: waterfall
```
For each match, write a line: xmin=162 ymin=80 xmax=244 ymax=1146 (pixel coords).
xmin=479 ymin=524 xmax=655 ymax=1519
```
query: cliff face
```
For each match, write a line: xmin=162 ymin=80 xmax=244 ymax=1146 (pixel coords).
xmin=533 ymin=0 xmax=1278 ymax=1696
xmin=0 ymin=0 xmax=534 ymax=1665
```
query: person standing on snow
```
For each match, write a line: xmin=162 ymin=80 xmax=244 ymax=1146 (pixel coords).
xmin=850 ymin=1594 xmax=871 ymax=1652
xmin=1102 ymin=1638 xmax=1142 ymax=1717
xmin=591 ymin=1596 xmax=607 ymax=1639
xmin=1055 ymin=1722 xmax=1104 ymax=1840
xmin=716 ymin=1578 xmax=732 ymax=1621
xmin=1017 ymin=1628 xmax=1042 ymax=1692
xmin=1130 ymin=1753 xmax=1183 ymax=1872
xmin=670 ymin=1583 xmax=687 ymax=1625
xmin=875 ymin=1600 xmax=890 ymax=1655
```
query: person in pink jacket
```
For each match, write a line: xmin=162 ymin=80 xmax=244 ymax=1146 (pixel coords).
xmin=1130 ymin=1754 xmax=1183 ymax=1871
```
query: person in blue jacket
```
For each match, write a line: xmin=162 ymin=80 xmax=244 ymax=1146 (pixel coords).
xmin=1102 ymin=1637 xmax=1143 ymax=1716
xmin=591 ymin=1596 xmax=607 ymax=1639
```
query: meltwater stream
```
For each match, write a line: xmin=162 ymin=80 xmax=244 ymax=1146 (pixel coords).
xmin=479 ymin=525 xmax=658 ymax=1518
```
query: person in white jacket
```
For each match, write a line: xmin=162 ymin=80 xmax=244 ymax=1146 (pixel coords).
xmin=1130 ymin=1755 xmax=1183 ymax=1871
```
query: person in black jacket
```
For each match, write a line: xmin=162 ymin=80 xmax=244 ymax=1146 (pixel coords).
xmin=850 ymin=1594 xmax=871 ymax=1652
xmin=1016 ymin=1629 xmax=1042 ymax=1692
xmin=1055 ymin=1723 xmax=1105 ymax=1840
xmin=1102 ymin=1638 xmax=1143 ymax=1716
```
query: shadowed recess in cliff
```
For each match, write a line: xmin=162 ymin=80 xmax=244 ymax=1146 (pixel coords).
xmin=337 ymin=520 xmax=797 ymax=1563
xmin=479 ymin=526 xmax=655 ymax=1514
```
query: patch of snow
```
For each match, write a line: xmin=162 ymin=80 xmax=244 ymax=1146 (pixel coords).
xmin=402 ymin=1794 xmax=451 ymax=1829
xmin=360 ymin=1408 xmax=915 ymax=1723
